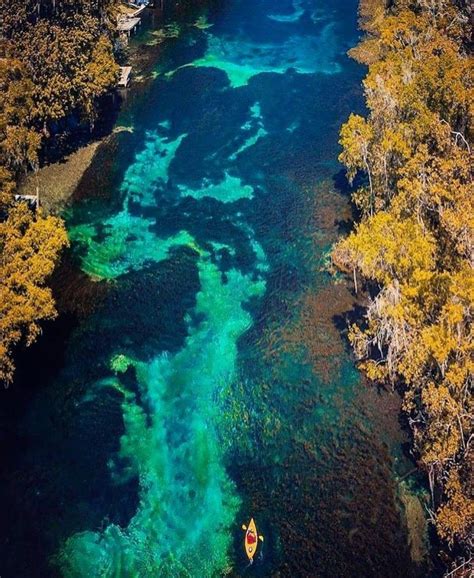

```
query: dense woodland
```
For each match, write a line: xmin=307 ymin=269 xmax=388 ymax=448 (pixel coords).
xmin=0 ymin=0 xmax=120 ymax=383
xmin=333 ymin=0 xmax=473 ymax=569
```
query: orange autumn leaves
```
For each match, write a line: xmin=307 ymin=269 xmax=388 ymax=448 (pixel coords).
xmin=333 ymin=0 xmax=473 ymax=552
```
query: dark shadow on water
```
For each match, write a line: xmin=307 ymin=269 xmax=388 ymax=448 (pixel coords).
xmin=41 ymin=93 xmax=122 ymax=166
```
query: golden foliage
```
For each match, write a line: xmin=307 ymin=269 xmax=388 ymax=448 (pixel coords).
xmin=435 ymin=469 xmax=474 ymax=545
xmin=0 ymin=59 xmax=41 ymax=181
xmin=0 ymin=203 xmax=69 ymax=384
xmin=0 ymin=0 xmax=120 ymax=383
xmin=333 ymin=211 xmax=435 ymax=285
xmin=333 ymin=0 xmax=474 ymax=554
xmin=11 ymin=20 xmax=119 ymax=130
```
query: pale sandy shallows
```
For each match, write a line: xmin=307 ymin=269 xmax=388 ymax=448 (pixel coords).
xmin=18 ymin=140 xmax=102 ymax=215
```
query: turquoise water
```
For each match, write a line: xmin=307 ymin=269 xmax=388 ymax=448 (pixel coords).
xmin=0 ymin=1 xmax=428 ymax=577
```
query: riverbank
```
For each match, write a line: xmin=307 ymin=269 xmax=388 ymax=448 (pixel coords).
xmin=333 ymin=0 xmax=473 ymax=569
xmin=16 ymin=6 xmax=217 ymax=216
xmin=15 ymin=8 xmax=167 ymax=215
xmin=17 ymin=126 xmax=140 ymax=214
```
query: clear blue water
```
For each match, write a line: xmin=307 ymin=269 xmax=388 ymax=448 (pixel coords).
xmin=0 ymin=1 xmax=427 ymax=576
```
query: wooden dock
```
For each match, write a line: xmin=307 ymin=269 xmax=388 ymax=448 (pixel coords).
xmin=117 ymin=16 xmax=141 ymax=35
xmin=131 ymin=5 xmax=147 ymax=17
xmin=118 ymin=66 xmax=132 ymax=87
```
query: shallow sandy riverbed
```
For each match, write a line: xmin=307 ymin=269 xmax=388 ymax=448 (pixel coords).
xmin=17 ymin=126 xmax=135 ymax=214
xmin=18 ymin=140 xmax=103 ymax=215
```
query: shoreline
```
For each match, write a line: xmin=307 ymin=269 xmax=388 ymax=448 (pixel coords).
xmin=17 ymin=7 xmax=165 ymax=215
xmin=17 ymin=3 xmax=216 ymax=215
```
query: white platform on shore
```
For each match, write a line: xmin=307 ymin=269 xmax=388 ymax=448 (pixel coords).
xmin=118 ymin=66 xmax=132 ymax=87
xmin=117 ymin=17 xmax=141 ymax=34
xmin=14 ymin=193 xmax=39 ymax=207
xmin=131 ymin=5 xmax=147 ymax=17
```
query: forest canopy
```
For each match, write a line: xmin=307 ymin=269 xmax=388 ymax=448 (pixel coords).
xmin=333 ymin=0 xmax=473 ymax=564
xmin=0 ymin=0 xmax=120 ymax=384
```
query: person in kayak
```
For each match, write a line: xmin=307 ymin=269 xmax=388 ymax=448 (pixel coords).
xmin=242 ymin=518 xmax=264 ymax=563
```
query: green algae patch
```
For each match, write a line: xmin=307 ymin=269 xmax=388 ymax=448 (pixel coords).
xmin=62 ymin=121 xmax=269 ymax=576
xmin=70 ymin=217 xmax=196 ymax=279
xmin=193 ymin=14 xmax=213 ymax=30
xmin=178 ymin=171 xmax=254 ymax=203
xmin=268 ymin=0 xmax=305 ymax=23
xmin=121 ymin=131 xmax=187 ymax=208
xmin=62 ymin=112 xmax=268 ymax=574
xmin=110 ymin=353 xmax=133 ymax=374
xmin=172 ymin=22 xmax=342 ymax=88
xmin=229 ymin=102 xmax=268 ymax=161
xmin=59 ymin=251 xmax=267 ymax=577
xmin=68 ymin=130 xmax=193 ymax=280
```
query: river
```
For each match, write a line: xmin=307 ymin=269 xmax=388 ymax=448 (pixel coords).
xmin=0 ymin=1 xmax=431 ymax=576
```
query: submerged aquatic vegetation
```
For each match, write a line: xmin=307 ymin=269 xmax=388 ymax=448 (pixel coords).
xmin=60 ymin=60 xmax=268 ymax=574
xmin=59 ymin=255 xmax=265 ymax=576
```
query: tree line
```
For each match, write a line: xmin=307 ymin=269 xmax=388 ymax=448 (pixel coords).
xmin=0 ymin=0 xmax=120 ymax=384
xmin=333 ymin=0 xmax=473 ymax=569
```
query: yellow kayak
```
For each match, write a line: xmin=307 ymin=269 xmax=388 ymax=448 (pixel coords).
xmin=242 ymin=518 xmax=264 ymax=562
